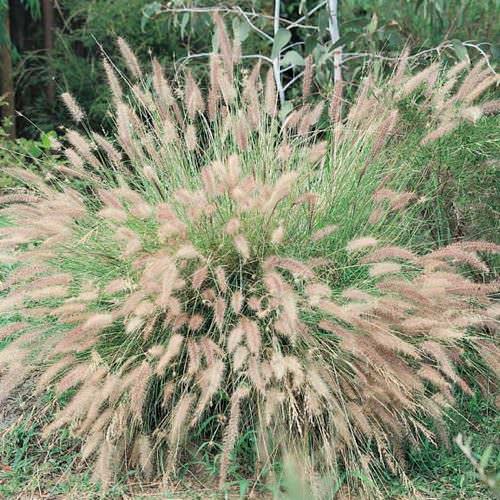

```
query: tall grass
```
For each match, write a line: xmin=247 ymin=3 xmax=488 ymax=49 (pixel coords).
xmin=0 ymin=21 xmax=498 ymax=496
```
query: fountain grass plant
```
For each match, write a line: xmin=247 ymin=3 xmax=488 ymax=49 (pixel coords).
xmin=0 ymin=19 xmax=498 ymax=497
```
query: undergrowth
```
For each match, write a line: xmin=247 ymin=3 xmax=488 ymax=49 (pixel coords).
xmin=1 ymin=388 xmax=497 ymax=498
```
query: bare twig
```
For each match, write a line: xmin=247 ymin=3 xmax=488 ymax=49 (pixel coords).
xmin=343 ymin=41 xmax=497 ymax=74
xmin=177 ymin=52 xmax=272 ymax=67
xmin=284 ymin=70 xmax=306 ymax=91
xmin=159 ymin=5 xmax=318 ymax=31
xmin=233 ymin=6 xmax=273 ymax=42
xmin=462 ymin=42 xmax=496 ymax=73
xmin=286 ymin=1 xmax=326 ymax=30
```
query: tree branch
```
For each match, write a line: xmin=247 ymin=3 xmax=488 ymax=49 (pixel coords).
xmin=159 ymin=5 xmax=319 ymax=31
xmin=342 ymin=41 xmax=496 ymax=74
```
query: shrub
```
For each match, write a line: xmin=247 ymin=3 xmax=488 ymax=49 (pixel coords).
xmin=0 ymin=25 xmax=498 ymax=495
xmin=384 ymin=108 xmax=500 ymax=247
xmin=0 ymin=127 xmax=61 ymax=189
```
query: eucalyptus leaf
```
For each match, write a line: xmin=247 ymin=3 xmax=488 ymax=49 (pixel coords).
xmin=271 ymin=28 xmax=292 ymax=59
xmin=278 ymin=101 xmax=294 ymax=122
xmin=141 ymin=1 xmax=162 ymax=31
xmin=479 ymin=444 xmax=493 ymax=471
xmin=281 ymin=50 xmax=305 ymax=67
xmin=331 ymin=31 xmax=357 ymax=50
xmin=367 ymin=13 xmax=378 ymax=34
xmin=180 ymin=13 xmax=189 ymax=39
xmin=491 ymin=44 xmax=500 ymax=63
xmin=305 ymin=34 xmax=319 ymax=55
xmin=142 ymin=1 xmax=161 ymax=19
xmin=239 ymin=21 xmax=250 ymax=42
xmin=451 ymin=39 xmax=468 ymax=61
xmin=21 ymin=0 xmax=41 ymax=20
xmin=41 ymin=133 xmax=53 ymax=150
xmin=232 ymin=18 xmax=250 ymax=43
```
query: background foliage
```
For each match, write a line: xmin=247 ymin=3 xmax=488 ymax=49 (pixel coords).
xmin=1 ymin=0 xmax=499 ymax=134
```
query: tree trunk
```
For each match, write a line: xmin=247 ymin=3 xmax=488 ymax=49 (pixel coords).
xmin=42 ymin=0 xmax=55 ymax=107
xmin=327 ymin=0 xmax=343 ymax=83
xmin=0 ymin=7 xmax=15 ymax=138
xmin=9 ymin=0 xmax=26 ymax=52
xmin=272 ymin=0 xmax=285 ymax=106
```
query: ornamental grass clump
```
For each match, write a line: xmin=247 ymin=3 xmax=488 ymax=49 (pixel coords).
xmin=0 ymin=20 xmax=498 ymax=494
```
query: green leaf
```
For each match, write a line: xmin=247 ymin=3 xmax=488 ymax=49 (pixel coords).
xmin=24 ymin=0 xmax=41 ymax=19
xmin=490 ymin=44 xmax=500 ymax=63
xmin=27 ymin=143 xmax=42 ymax=158
xmin=238 ymin=479 xmax=250 ymax=499
xmin=317 ymin=13 xmax=329 ymax=32
xmin=367 ymin=13 xmax=378 ymax=34
xmin=141 ymin=2 xmax=162 ymax=32
xmin=180 ymin=12 xmax=189 ymax=39
xmin=41 ymin=133 xmax=52 ymax=150
xmin=331 ymin=31 xmax=357 ymax=51
xmin=280 ymin=50 xmax=305 ymax=67
xmin=143 ymin=1 xmax=161 ymax=18
xmin=20 ymin=0 xmax=41 ymax=20
xmin=304 ymin=33 xmax=319 ymax=55
xmin=232 ymin=18 xmax=250 ymax=42
xmin=271 ymin=28 xmax=291 ymax=59
xmin=479 ymin=444 xmax=493 ymax=470
xmin=316 ymin=45 xmax=332 ymax=67
xmin=451 ymin=39 xmax=468 ymax=61
xmin=279 ymin=101 xmax=294 ymax=122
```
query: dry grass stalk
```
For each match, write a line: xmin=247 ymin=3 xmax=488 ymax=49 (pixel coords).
xmin=302 ymin=55 xmax=314 ymax=100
